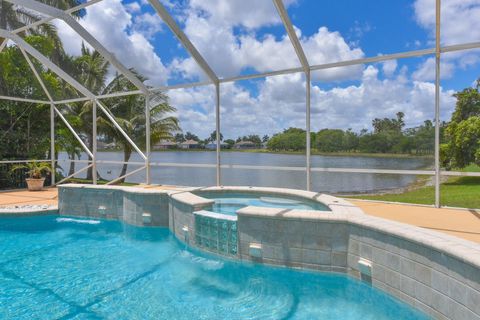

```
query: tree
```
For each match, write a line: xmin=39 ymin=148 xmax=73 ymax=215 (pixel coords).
xmin=64 ymin=44 xmax=109 ymax=179
xmin=245 ymin=134 xmax=261 ymax=146
xmin=267 ymin=128 xmax=306 ymax=151
xmin=262 ymin=135 xmax=269 ymax=143
xmin=0 ymin=36 xmax=57 ymax=160
xmin=56 ymin=125 xmax=82 ymax=175
xmin=406 ymin=120 xmax=434 ymax=155
xmin=316 ymin=129 xmax=345 ymax=152
xmin=343 ymin=129 xmax=359 ymax=152
xmin=442 ymin=117 xmax=480 ymax=169
xmin=224 ymin=139 xmax=235 ymax=148
xmin=441 ymin=80 xmax=480 ymax=169
xmin=208 ymin=130 xmax=223 ymax=143
xmin=372 ymin=112 xmax=405 ymax=134
xmin=100 ymin=72 xmax=179 ymax=182
xmin=0 ymin=0 xmax=82 ymax=41
xmin=451 ymin=79 xmax=480 ymax=123
xmin=185 ymin=132 xmax=199 ymax=141
xmin=174 ymin=133 xmax=185 ymax=143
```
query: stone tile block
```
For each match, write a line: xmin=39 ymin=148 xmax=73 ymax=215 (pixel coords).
xmin=400 ymin=274 xmax=416 ymax=297
xmin=414 ymin=262 xmax=432 ymax=286
xmin=384 ymin=269 xmax=401 ymax=290
xmin=359 ymin=243 xmax=372 ymax=260
xmin=331 ymin=252 xmax=346 ymax=267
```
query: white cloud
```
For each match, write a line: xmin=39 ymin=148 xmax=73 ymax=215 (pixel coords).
xmin=412 ymin=57 xmax=456 ymax=81
xmin=55 ymin=0 xmax=168 ymax=86
xmin=382 ymin=59 xmax=397 ymax=77
xmin=172 ymin=6 xmax=364 ymax=81
xmin=125 ymin=2 xmax=141 ymax=13
xmin=132 ymin=12 xmax=164 ymax=39
xmin=309 ymin=67 xmax=456 ymax=131
xmin=168 ymin=66 xmax=457 ymax=138
xmin=413 ymin=0 xmax=480 ymax=81
xmin=188 ymin=0 xmax=297 ymax=29
xmin=414 ymin=0 xmax=480 ymax=45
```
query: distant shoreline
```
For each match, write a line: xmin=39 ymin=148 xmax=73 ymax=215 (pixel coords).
xmin=97 ymin=148 xmax=434 ymax=159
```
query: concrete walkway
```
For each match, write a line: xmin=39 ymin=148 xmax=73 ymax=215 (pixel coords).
xmin=1 ymin=187 xmax=479 ymax=243
xmin=349 ymin=200 xmax=480 ymax=243
xmin=0 ymin=188 xmax=58 ymax=207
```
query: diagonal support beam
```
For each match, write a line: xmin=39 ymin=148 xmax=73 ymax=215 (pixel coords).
xmin=95 ymin=101 xmax=147 ymax=160
xmin=147 ymin=0 xmax=218 ymax=84
xmin=273 ymin=0 xmax=309 ymax=71
xmin=11 ymin=0 xmax=103 ymax=35
xmin=19 ymin=46 xmax=54 ymax=102
xmin=0 ymin=29 xmax=94 ymax=99
xmin=5 ymin=0 xmax=149 ymax=94
xmin=56 ymin=163 xmax=92 ymax=185
xmin=54 ymin=106 xmax=94 ymax=158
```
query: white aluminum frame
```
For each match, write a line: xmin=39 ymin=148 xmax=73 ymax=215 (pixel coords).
xmin=1 ymin=0 xmax=479 ymax=208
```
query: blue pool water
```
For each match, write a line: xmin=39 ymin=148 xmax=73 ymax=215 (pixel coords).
xmin=196 ymin=192 xmax=330 ymax=215
xmin=0 ymin=215 xmax=429 ymax=320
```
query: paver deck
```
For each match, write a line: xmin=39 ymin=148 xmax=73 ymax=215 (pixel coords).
xmin=1 ymin=187 xmax=479 ymax=243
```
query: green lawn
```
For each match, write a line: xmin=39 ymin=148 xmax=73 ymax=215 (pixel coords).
xmin=350 ymin=165 xmax=480 ymax=209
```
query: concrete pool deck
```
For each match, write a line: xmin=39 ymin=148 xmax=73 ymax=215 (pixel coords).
xmin=1 ymin=187 xmax=479 ymax=243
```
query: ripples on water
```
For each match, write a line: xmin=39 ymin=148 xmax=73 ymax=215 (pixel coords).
xmin=0 ymin=216 xmax=430 ymax=319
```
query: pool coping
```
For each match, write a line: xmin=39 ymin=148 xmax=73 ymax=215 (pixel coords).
xmin=0 ymin=207 xmax=58 ymax=216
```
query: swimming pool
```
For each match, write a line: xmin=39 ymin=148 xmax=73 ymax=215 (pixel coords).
xmin=0 ymin=215 xmax=429 ymax=320
xmin=195 ymin=191 xmax=330 ymax=215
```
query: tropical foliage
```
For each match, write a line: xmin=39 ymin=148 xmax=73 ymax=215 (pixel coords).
xmin=10 ymin=161 xmax=51 ymax=179
xmin=266 ymin=116 xmax=438 ymax=155
xmin=441 ymin=80 xmax=480 ymax=169
xmin=0 ymin=5 xmax=180 ymax=183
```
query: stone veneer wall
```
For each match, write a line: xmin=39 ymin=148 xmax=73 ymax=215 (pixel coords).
xmin=236 ymin=207 xmax=480 ymax=320
xmin=59 ymin=185 xmax=170 ymax=227
xmin=237 ymin=210 xmax=349 ymax=273
xmin=57 ymin=184 xmax=480 ymax=320
xmin=347 ymin=221 xmax=480 ymax=320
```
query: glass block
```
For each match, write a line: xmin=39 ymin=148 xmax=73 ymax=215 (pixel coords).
xmin=230 ymin=232 xmax=237 ymax=243
xmin=211 ymin=226 xmax=218 ymax=238
xmin=220 ymin=243 xmax=228 ymax=254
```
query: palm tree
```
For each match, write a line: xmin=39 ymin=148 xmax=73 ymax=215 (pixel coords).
xmin=0 ymin=0 xmax=82 ymax=41
xmin=0 ymin=0 xmax=84 ymax=102
xmin=99 ymin=72 xmax=180 ymax=182
xmin=66 ymin=44 xmax=109 ymax=180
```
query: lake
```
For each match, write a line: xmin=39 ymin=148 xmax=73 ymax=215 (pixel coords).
xmin=57 ymin=151 xmax=433 ymax=194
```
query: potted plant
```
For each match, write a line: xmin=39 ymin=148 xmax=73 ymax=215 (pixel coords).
xmin=11 ymin=162 xmax=52 ymax=191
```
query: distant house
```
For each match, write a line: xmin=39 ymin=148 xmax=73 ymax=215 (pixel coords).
xmin=180 ymin=139 xmax=200 ymax=149
xmin=154 ymin=141 xmax=177 ymax=150
xmin=205 ymin=142 xmax=228 ymax=150
xmin=233 ymin=140 xmax=257 ymax=149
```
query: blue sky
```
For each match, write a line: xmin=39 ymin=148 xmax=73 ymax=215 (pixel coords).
xmin=52 ymin=0 xmax=480 ymax=139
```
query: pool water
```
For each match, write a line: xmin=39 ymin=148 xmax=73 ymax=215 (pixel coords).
xmin=0 ymin=215 xmax=429 ymax=320
xmin=197 ymin=192 xmax=330 ymax=215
